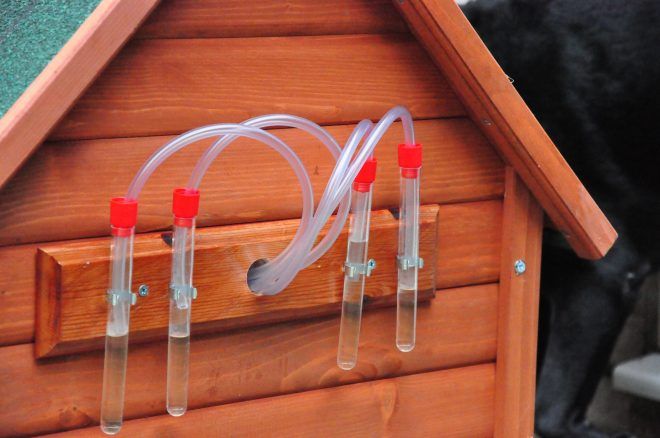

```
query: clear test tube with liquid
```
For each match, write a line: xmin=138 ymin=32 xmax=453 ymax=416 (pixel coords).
xmin=396 ymin=144 xmax=422 ymax=352
xmin=101 ymin=198 xmax=138 ymax=435
xmin=167 ymin=188 xmax=200 ymax=417
xmin=337 ymin=158 xmax=376 ymax=370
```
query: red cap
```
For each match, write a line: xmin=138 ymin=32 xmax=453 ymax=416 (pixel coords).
xmin=353 ymin=158 xmax=377 ymax=192
xmin=173 ymin=188 xmax=200 ymax=227
xmin=398 ymin=143 xmax=422 ymax=178
xmin=110 ymin=197 xmax=138 ymax=236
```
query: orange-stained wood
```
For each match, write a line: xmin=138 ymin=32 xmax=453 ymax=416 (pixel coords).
xmin=437 ymin=199 xmax=502 ymax=287
xmin=394 ymin=0 xmax=616 ymax=259
xmin=49 ymin=34 xmax=465 ymax=141
xmin=48 ymin=365 xmax=495 ymax=438
xmin=1 ymin=199 xmax=501 ymax=348
xmin=0 ymin=0 xmax=159 ymax=190
xmin=1 ymin=285 xmax=497 ymax=437
xmin=36 ymin=206 xmax=438 ymax=358
xmin=0 ymin=118 xmax=503 ymax=246
xmin=494 ymin=168 xmax=543 ymax=438
xmin=0 ymin=244 xmax=35 ymax=345
xmin=138 ymin=0 xmax=407 ymax=38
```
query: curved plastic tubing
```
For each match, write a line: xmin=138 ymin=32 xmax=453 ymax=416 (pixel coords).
xmin=182 ymin=106 xmax=415 ymax=295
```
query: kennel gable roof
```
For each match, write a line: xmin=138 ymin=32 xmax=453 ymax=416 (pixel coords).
xmin=0 ymin=0 xmax=616 ymax=259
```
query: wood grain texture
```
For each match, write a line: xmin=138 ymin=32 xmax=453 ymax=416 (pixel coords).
xmin=49 ymin=34 xmax=465 ymax=141
xmin=1 ymin=118 xmax=503 ymax=246
xmin=0 ymin=0 xmax=160 ymax=189
xmin=0 ymin=198 xmax=501 ymax=347
xmin=138 ymin=0 xmax=407 ymax=39
xmin=49 ymin=365 xmax=495 ymax=438
xmin=36 ymin=207 xmax=439 ymax=358
xmin=437 ymin=199 xmax=502 ymax=288
xmin=0 ymin=244 xmax=36 ymax=345
xmin=0 ymin=284 xmax=497 ymax=436
xmin=394 ymin=0 xmax=616 ymax=259
xmin=494 ymin=168 xmax=543 ymax=438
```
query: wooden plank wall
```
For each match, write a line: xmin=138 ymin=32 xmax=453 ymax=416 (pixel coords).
xmin=0 ymin=0 xmax=507 ymax=436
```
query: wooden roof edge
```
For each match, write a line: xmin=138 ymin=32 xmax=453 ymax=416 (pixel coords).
xmin=0 ymin=0 xmax=160 ymax=189
xmin=395 ymin=0 xmax=617 ymax=259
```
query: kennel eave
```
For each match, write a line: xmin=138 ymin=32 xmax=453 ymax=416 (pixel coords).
xmin=0 ymin=1 xmax=615 ymax=437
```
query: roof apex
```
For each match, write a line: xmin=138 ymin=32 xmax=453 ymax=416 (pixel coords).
xmin=395 ymin=0 xmax=616 ymax=259
xmin=0 ymin=0 xmax=615 ymax=259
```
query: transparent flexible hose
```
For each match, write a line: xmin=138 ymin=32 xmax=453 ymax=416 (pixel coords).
xmin=124 ymin=106 xmax=414 ymax=295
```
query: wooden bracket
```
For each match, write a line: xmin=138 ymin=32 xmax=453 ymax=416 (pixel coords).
xmin=36 ymin=205 xmax=439 ymax=358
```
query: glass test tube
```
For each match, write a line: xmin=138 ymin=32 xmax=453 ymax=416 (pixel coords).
xmin=337 ymin=187 xmax=373 ymax=370
xmin=397 ymin=168 xmax=421 ymax=352
xmin=167 ymin=222 xmax=195 ymax=416
xmin=101 ymin=230 xmax=134 ymax=435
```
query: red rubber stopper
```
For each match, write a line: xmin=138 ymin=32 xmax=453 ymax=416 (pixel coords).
xmin=173 ymin=188 xmax=200 ymax=227
xmin=353 ymin=158 xmax=378 ymax=192
xmin=110 ymin=197 xmax=138 ymax=236
xmin=398 ymin=143 xmax=422 ymax=178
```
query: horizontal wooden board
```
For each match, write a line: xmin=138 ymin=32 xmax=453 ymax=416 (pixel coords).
xmin=138 ymin=0 xmax=408 ymax=39
xmin=1 ymin=118 xmax=503 ymax=246
xmin=36 ymin=207 xmax=438 ymax=357
xmin=50 ymin=365 xmax=495 ymax=437
xmin=49 ymin=34 xmax=465 ymax=141
xmin=0 ymin=284 xmax=497 ymax=436
xmin=436 ymin=199 xmax=502 ymax=288
xmin=0 ymin=198 xmax=501 ymax=347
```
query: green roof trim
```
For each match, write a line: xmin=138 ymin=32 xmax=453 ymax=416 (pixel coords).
xmin=0 ymin=0 xmax=101 ymax=117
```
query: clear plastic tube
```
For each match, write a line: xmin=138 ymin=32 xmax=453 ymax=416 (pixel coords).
xmin=188 ymin=107 xmax=415 ymax=296
xmin=127 ymin=123 xmax=317 ymax=288
xmin=167 ymin=223 xmax=195 ymax=416
xmin=337 ymin=188 xmax=373 ymax=370
xmin=101 ymin=230 xmax=134 ymax=435
xmin=186 ymin=116 xmax=365 ymax=295
xmin=396 ymin=170 xmax=421 ymax=352
xmin=123 ymin=107 xmax=414 ymax=298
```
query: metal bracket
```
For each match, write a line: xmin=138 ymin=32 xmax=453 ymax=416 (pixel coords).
xmin=397 ymin=255 xmax=424 ymax=271
xmin=106 ymin=289 xmax=137 ymax=306
xmin=343 ymin=259 xmax=376 ymax=280
xmin=170 ymin=284 xmax=198 ymax=301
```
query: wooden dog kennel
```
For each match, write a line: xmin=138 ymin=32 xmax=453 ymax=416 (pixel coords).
xmin=0 ymin=0 xmax=615 ymax=436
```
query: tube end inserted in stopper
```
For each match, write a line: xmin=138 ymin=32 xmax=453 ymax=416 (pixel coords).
xmin=353 ymin=157 xmax=378 ymax=192
xmin=398 ymin=143 xmax=422 ymax=178
xmin=173 ymin=188 xmax=200 ymax=227
xmin=110 ymin=197 xmax=138 ymax=232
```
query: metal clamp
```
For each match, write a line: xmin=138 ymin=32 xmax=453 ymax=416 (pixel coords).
xmin=343 ymin=259 xmax=376 ymax=280
xmin=170 ymin=284 xmax=198 ymax=301
xmin=397 ymin=255 xmax=424 ymax=271
xmin=106 ymin=289 xmax=137 ymax=306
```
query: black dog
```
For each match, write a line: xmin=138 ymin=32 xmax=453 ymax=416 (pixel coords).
xmin=462 ymin=1 xmax=660 ymax=437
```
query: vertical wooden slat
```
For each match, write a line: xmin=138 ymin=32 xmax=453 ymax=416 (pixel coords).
xmin=494 ymin=167 xmax=543 ymax=437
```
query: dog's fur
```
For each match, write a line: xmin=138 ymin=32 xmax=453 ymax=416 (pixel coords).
xmin=462 ymin=1 xmax=660 ymax=436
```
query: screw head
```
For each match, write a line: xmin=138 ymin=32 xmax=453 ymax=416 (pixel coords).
xmin=514 ymin=259 xmax=526 ymax=275
xmin=138 ymin=284 xmax=149 ymax=297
